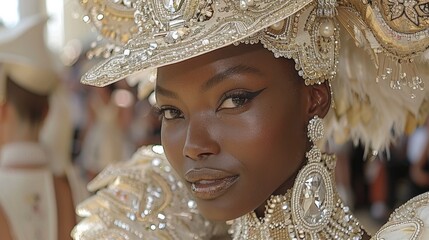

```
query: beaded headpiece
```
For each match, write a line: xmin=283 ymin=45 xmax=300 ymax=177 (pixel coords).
xmin=79 ymin=0 xmax=429 ymax=150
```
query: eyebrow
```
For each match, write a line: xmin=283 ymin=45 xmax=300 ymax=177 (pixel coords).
xmin=202 ymin=64 xmax=264 ymax=91
xmin=155 ymin=64 xmax=264 ymax=98
xmin=156 ymin=84 xmax=178 ymax=98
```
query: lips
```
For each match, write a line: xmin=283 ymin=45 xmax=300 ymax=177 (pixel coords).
xmin=184 ymin=168 xmax=239 ymax=200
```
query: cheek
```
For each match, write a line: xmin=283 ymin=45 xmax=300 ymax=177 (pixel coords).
xmin=196 ymin=100 xmax=308 ymax=219
xmin=223 ymin=101 xmax=306 ymax=160
xmin=161 ymin=122 xmax=186 ymax=174
xmin=219 ymin=99 xmax=308 ymax=189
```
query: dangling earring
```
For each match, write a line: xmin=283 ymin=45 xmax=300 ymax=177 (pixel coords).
xmin=291 ymin=115 xmax=336 ymax=235
xmin=231 ymin=116 xmax=365 ymax=239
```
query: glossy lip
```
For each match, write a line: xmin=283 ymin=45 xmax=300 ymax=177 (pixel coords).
xmin=184 ymin=168 xmax=239 ymax=200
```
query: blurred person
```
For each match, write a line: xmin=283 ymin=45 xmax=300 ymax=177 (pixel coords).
xmin=64 ymin=57 xmax=91 ymax=162
xmin=366 ymin=156 xmax=389 ymax=222
xmin=0 ymin=15 xmax=86 ymax=240
xmin=79 ymin=82 xmax=135 ymax=181
xmin=385 ymin=136 xmax=411 ymax=209
xmin=408 ymin=118 xmax=429 ymax=196
xmin=125 ymin=69 xmax=162 ymax=147
xmin=129 ymin=94 xmax=161 ymax=147
xmin=366 ymin=136 xmax=411 ymax=224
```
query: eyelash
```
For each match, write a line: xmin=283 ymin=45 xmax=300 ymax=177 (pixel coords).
xmin=157 ymin=88 xmax=265 ymax=121
xmin=217 ymin=89 xmax=264 ymax=111
xmin=156 ymin=106 xmax=184 ymax=121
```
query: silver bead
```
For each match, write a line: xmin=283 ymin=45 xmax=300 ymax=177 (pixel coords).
xmin=239 ymin=0 xmax=248 ymax=10
xmin=246 ymin=0 xmax=255 ymax=6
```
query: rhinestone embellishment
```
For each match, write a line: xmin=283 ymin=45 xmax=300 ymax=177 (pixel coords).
xmin=163 ymin=0 xmax=186 ymax=13
xmin=301 ymin=172 xmax=327 ymax=224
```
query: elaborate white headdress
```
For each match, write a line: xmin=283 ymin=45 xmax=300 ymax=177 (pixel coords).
xmin=0 ymin=15 xmax=59 ymax=99
xmin=79 ymin=0 xmax=429 ymax=151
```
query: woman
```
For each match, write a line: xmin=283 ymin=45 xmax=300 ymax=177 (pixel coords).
xmin=74 ymin=0 xmax=429 ymax=239
xmin=156 ymin=41 xmax=367 ymax=239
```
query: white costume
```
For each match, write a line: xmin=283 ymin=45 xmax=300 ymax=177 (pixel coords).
xmin=373 ymin=192 xmax=429 ymax=240
xmin=0 ymin=143 xmax=87 ymax=240
xmin=0 ymin=143 xmax=57 ymax=240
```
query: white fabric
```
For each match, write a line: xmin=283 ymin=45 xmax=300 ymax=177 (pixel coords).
xmin=374 ymin=205 xmax=429 ymax=240
xmin=0 ymin=15 xmax=59 ymax=99
xmin=373 ymin=193 xmax=429 ymax=240
xmin=376 ymin=222 xmax=422 ymax=240
xmin=0 ymin=142 xmax=89 ymax=240
xmin=407 ymin=127 xmax=429 ymax=164
xmin=418 ymin=206 xmax=429 ymax=237
xmin=0 ymin=15 xmax=55 ymax=70
xmin=0 ymin=142 xmax=48 ymax=167
xmin=0 ymin=143 xmax=57 ymax=240
xmin=40 ymin=84 xmax=73 ymax=176
xmin=2 ymin=62 xmax=59 ymax=95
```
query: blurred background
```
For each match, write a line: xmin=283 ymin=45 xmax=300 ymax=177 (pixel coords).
xmin=1 ymin=0 xmax=429 ymax=238
xmin=1 ymin=0 xmax=162 ymax=178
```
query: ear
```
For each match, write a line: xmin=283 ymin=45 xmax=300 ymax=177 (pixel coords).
xmin=305 ymin=81 xmax=331 ymax=119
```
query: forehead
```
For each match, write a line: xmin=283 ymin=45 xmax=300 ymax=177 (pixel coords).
xmin=157 ymin=43 xmax=296 ymax=85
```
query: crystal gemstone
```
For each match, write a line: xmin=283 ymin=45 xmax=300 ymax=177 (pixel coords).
xmin=164 ymin=0 xmax=185 ymax=13
xmin=300 ymin=172 xmax=326 ymax=224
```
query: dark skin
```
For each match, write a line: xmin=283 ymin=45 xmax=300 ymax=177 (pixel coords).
xmin=156 ymin=43 xmax=370 ymax=239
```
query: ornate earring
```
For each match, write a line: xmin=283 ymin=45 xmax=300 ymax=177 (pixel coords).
xmin=230 ymin=116 xmax=364 ymax=239
xmin=291 ymin=115 xmax=336 ymax=236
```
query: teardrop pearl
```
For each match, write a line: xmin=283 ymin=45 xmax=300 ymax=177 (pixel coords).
xmin=319 ymin=19 xmax=335 ymax=37
xmin=270 ymin=20 xmax=285 ymax=31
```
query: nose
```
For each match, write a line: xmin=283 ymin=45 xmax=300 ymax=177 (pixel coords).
xmin=183 ymin=117 xmax=220 ymax=161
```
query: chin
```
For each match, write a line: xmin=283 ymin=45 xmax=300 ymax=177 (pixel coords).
xmin=193 ymin=194 xmax=251 ymax=221
xmin=197 ymin=203 xmax=242 ymax=221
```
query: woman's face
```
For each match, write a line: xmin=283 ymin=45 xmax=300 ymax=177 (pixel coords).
xmin=156 ymin=43 xmax=328 ymax=221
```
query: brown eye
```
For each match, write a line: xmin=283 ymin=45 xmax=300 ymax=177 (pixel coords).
xmin=160 ymin=107 xmax=184 ymax=120
xmin=219 ymin=96 xmax=248 ymax=109
xmin=217 ymin=88 xmax=265 ymax=111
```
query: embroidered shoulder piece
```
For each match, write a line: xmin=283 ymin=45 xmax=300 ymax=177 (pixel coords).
xmin=372 ymin=192 xmax=429 ymax=240
xmin=72 ymin=145 xmax=224 ymax=240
